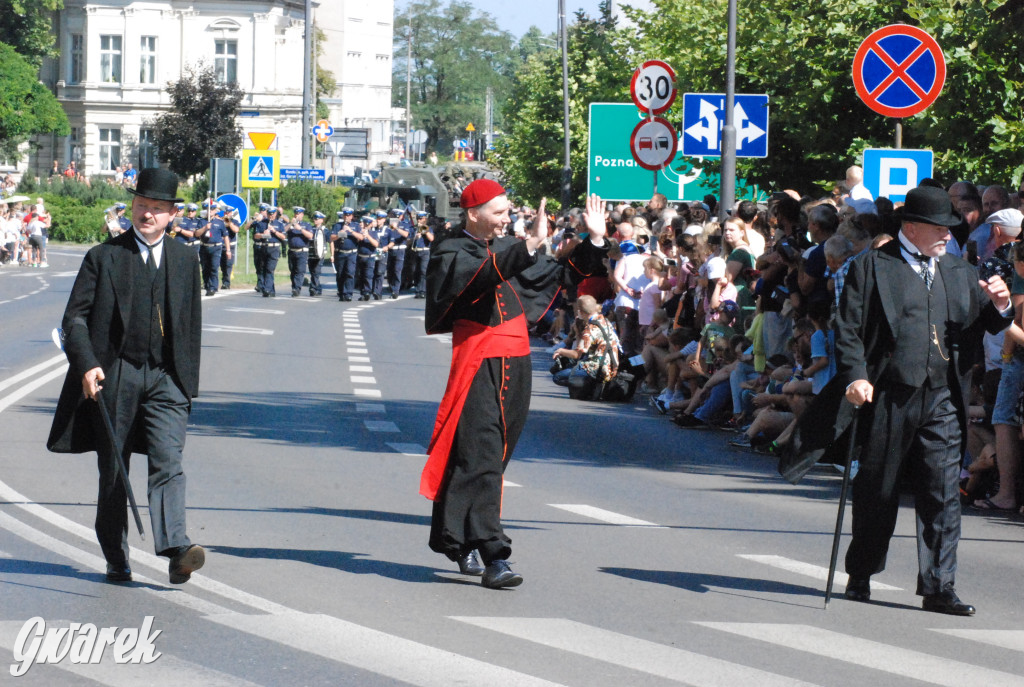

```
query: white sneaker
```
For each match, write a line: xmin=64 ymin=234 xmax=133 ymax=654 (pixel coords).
xmin=39 ymin=261 xmax=48 ymax=268
xmin=670 ymin=390 xmax=687 ymax=403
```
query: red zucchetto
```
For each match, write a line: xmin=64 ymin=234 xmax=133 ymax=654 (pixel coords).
xmin=459 ymin=179 xmax=506 ymax=209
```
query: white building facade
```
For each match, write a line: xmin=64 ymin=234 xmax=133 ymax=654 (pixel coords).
xmin=30 ymin=0 xmax=397 ymax=180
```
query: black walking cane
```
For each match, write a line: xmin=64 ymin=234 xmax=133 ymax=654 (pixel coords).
xmin=52 ymin=328 xmax=145 ymax=540
xmin=824 ymin=405 xmax=859 ymax=608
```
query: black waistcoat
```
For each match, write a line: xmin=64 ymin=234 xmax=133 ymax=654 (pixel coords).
xmin=122 ymin=250 xmax=169 ymax=367
xmin=885 ymin=262 xmax=949 ymax=388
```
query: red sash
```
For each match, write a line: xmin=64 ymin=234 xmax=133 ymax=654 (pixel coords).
xmin=420 ymin=314 xmax=530 ymax=499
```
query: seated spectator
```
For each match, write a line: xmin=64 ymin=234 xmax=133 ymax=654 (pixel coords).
xmin=640 ymin=308 xmax=672 ymax=392
xmin=652 ymin=327 xmax=696 ymax=412
xmin=674 ymin=334 xmax=750 ymax=427
xmin=551 ymin=295 xmax=620 ymax=388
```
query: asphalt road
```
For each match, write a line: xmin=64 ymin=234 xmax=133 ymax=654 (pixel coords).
xmin=1 ymin=246 xmax=1022 ymax=686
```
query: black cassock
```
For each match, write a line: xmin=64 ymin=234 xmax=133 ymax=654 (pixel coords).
xmin=422 ymin=235 xmax=561 ymax=564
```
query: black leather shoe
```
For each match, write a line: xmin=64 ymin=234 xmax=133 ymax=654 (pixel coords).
xmin=168 ymin=544 xmax=205 ymax=585
xmin=391 ymin=293 xmax=398 ymax=299
xmin=481 ymin=560 xmax=523 ymax=589
xmin=105 ymin=563 xmax=132 ymax=582
xmin=205 ymin=290 xmax=215 ymax=297
xmin=922 ymin=590 xmax=975 ymax=616
xmin=845 ymin=576 xmax=871 ymax=602
xmin=457 ymin=550 xmax=484 ymax=576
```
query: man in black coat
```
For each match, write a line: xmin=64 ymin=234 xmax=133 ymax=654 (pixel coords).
xmin=420 ymin=179 xmax=575 ymax=589
xmin=836 ymin=185 xmax=1010 ymax=615
xmin=48 ymin=168 xmax=205 ymax=585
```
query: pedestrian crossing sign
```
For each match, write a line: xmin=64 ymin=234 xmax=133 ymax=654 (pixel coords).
xmin=242 ymin=149 xmax=280 ymax=188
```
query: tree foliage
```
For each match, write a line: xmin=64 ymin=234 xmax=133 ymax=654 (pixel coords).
xmin=0 ymin=41 xmax=69 ymax=159
xmin=493 ymin=4 xmax=629 ymax=206
xmin=393 ymin=0 xmax=517 ymax=152
xmin=0 ymin=0 xmax=63 ymax=67
xmin=153 ymin=65 xmax=245 ymax=178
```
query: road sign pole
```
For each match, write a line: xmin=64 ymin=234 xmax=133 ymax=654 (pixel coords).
xmin=559 ymin=0 xmax=572 ymax=210
xmin=895 ymin=122 xmax=902 ymax=149
xmin=719 ymin=0 xmax=738 ymax=221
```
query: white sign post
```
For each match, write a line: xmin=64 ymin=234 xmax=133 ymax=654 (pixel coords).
xmin=629 ymin=60 xmax=678 ymax=195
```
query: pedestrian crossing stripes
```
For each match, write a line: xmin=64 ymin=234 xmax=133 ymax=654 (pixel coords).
xmin=353 ymin=388 xmax=382 ymax=398
xmin=349 ymin=365 xmax=373 ymax=372
xmin=549 ymin=504 xmax=665 ymax=528
xmin=349 ymin=356 xmax=371 ymax=363
xmin=933 ymin=629 xmax=1024 ymax=653
xmin=737 ymin=554 xmax=903 ymax=591
xmin=351 ymin=375 xmax=376 ymax=384
xmin=695 ymin=623 xmax=1024 ymax=687
xmin=451 ymin=617 xmax=821 ymax=687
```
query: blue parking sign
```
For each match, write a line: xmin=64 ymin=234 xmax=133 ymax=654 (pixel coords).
xmin=863 ymin=148 xmax=933 ymax=202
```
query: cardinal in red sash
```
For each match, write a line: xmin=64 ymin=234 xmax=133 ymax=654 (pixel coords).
xmin=422 ymin=181 xmax=600 ymax=588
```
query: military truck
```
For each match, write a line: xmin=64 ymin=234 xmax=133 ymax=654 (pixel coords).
xmin=344 ymin=162 xmax=499 ymax=222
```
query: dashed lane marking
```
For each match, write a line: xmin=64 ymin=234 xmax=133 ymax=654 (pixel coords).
xmin=356 ymin=403 xmax=386 ymax=413
xmin=350 ymin=365 xmax=374 ymax=373
xmin=696 ymin=623 xmax=1024 ymax=687
xmin=354 ymin=389 xmax=382 ymax=398
xmin=225 ymin=307 xmax=284 ymax=314
xmin=386 ymin=442 xmax=426 ymax=456
xmin=548 ymin=504 xmax=665 ymax=528
xmin=351 ymin=376 xmax=377 ymax=385
xmin=349 ymin=356 xmax=370 ymax=363
xmin=451 ymin=617 xmax=820 ymax=687
xmin=202 ymin=324 xmax=273 ymax=335
xmin=737 ymin=554 xmax=903 ymax=591
xmin=364 ymin=420 xmax=400 ymax=433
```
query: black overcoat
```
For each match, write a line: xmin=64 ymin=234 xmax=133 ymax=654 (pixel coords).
xmin=47 ymin=230 xmax=202 ymax=454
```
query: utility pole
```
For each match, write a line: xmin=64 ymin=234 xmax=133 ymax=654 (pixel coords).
xmin=559 ymin=0 xmax=571 ymax=209
xmin=301 ymin=0 xmax=313 ymax=167
xmin=486 ymin=86 xmax=493 ymax=152
xmin=719 ymin=0 xmax=738 ymax=221
xmin=406 ymin=16 xmax=412 ymax=157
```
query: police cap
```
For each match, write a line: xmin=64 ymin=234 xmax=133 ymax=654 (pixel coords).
xmin=313 ymin=211 xmax=325 ymax=219
xmin=360 ymin=215 xmax=373 ymax=224
xmin=374 ymin=210 xmax=388 ymax=218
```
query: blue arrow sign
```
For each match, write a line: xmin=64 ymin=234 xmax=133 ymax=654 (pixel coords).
xmin=248 ymin=155 xmax=274 ymax=182
xmin=217 ymin=193 xmax=249 ymax=226
xmin=681 ymin=93 xmax=769 ymax=158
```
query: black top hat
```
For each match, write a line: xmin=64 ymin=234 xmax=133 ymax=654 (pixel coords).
xmin=126 ymin=168 xmax=184 ymax=203
xmin=895 ymin=186 xmax=961 ymax=227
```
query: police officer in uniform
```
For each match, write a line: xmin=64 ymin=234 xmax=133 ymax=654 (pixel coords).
xmin=177 ymin=203 xmax=202 ymax=259
xmin=307 ymin=211 xmax=327 ymax=297
xmin=220 ymin=203 xmax=240 ymax=289
xmin=195 ymin=206 xmax=231 ymax=296
xmin=411 ymin=210 xmax=434 ymax=298
xmin=330 ymin=208 xmax=359 ymax=301
xmin=386 ymin=208 xmax=412 ymax=299
xmin=252 ymin=204 xmax=286 ymax=297
xmin=287 ymin=207 xmax=313 ymax=297
xmin=250 ymin=203 xmax=271 ymax=293
xmin=371 ymin=209 xmax=389 ymax=300
xmin=115 ymin=202 xmax=132 ymax=235
xmin=355 ymin=215 xmax=379 ymax=301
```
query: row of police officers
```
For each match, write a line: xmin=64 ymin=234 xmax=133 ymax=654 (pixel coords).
xmin=168 ymin=201 xmax=238 ymax=296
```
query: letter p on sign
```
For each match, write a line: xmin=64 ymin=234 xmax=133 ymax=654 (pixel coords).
xmin=863 ymin=148 xmax=934 ymax=203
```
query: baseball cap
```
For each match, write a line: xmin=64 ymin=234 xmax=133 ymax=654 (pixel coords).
xmin=705 ymin=256 xmax=727 ymax=281
xmin=987 ymin=208 xmax=1024 ymax=237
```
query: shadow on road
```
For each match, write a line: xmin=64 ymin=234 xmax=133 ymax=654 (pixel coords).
xmin=206 ymin=544 xmax=447 ymax=583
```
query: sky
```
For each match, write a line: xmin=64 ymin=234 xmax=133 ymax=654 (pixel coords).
xmin=404 ymin=1 xmax=610 ymax=38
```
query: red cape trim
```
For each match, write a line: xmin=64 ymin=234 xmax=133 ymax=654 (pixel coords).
xmin=420 ymin=314 xmax=530 ymax=500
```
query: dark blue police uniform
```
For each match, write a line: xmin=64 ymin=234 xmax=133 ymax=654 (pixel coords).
xmin=355 ymin=216 xmax=379 ymax=300
xmin=411 ymin=213 xmax=433 ymax=298
xmin=220 ymin=210 xmax=239 ymax=288
xmin=199 ymin=214 xmax=228 ymax=295
xmin=331 ymin=210 xmax=359 ymax=301
xmin=287 ymin=208 xmax=312 ymax=297
xmin=386 ymin=213 xmax=412 ymax=299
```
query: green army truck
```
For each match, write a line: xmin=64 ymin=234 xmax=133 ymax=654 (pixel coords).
xmin=344 ymin=162 xmax=499 ymax=222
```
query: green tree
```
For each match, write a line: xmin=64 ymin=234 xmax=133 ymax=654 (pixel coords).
xmin=0 ymin=0 xmax=63 ymax=67
xmin=0 ymin=41 xmax=69 ymax=159
xmin=494 ymin=4 xmax=629 ymax=206
xmin=153 ymin=65 xmax=245 ymax=178
xmin=393 ymin=0 xmax=517 ymax=152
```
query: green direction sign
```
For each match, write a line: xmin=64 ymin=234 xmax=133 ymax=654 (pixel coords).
xmin=588 ymin=103 xmax=766 ymax=203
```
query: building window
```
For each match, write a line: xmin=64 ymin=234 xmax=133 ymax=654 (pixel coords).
xmin=69 ymin=33 xmax=84 ymax=84
xmin=140 ymin=36 xmax=157 ymax=84
xmin=214 ymin=39 xmax=237 ymax=84
xmin=139 ymin=129 xmax=158 ymax=168
xmin=99 ymin=128 xmax=121 ymax=171
xmin=68 ymin=127 xmax=83 ymax=166
xmin=100 ymin=35 xmax=122 ymax=83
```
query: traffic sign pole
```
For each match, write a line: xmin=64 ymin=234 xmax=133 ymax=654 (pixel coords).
xmin=720 ymin=0 xmax=738 ymax=221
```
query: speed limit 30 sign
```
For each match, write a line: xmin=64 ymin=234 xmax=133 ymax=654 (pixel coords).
xmin=630 ymin=60 xmax=677 ymax=115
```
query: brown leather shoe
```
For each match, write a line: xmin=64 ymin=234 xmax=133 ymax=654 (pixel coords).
xmin=168 ymin=544 xmax=205 ymax=584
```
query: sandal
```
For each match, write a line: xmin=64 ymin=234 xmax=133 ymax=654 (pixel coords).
xmin=972 ymin=498 xmax=1017 ymax=513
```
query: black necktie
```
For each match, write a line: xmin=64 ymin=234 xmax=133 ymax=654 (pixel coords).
xmin=911 ymin=252 xmax=932 ymax=289
xmin=143 ymin=239 xmax=162 ymax=276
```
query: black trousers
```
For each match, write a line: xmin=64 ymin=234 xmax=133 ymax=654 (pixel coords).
xmin=220 ymin=240 xmax=237 ymax=287
xmin=372 ymin=254 xmax=387 ymax=296
xmin=307 ymin=255 xmax=322 ymax=295
xmin=430 ymin=355 xmax=532 ymax=564
xmin=96 ymin=359 xmax=191 ymax=564
xmin=259 ymin=246 xmax=280 ymax=295
xmin=846 ymin=382 xmax=962 ymax=596
xmin=200 ymin=245 xmax=222 ymax=292
xmin=253 ymin=244 xmax=266 ymax=290
xmin=412 ymin=250 xmax=430 ymax=294
xmin=289 ymin=250 xmax=308 ymax=293
xmin=387 ymin=248 xmax=406 ymax=296
xmin=336 ymin=251 xmax=357 ymax=298
xmin=356 ymin=255 xmax=375 ymax=296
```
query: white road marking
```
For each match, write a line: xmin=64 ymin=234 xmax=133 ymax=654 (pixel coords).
xmin=364 ymin=420 xmax=399 ymax=433
xmin=346 ymin=335 xmax=365 ymax=342
xmin=737 ymin=555 xmax=903 ymax=591
xmin=696 ymin=623 xmax=1024 ymax=687
xmin=0 ymin=622 xmax=265 ymax=687
xmin=451 ymin=617 xmax=820 ymax=687
xmin=503 ymin=480 xmax=521 ymax=488
xmin=356 ymin=403 xmax=386 ymax=413
xmin=408 ymin=314 xmax=425 ymax=320
xmin=354 ymin=388 xmax=382 ymax=398
xmin=0 ymin=549 xmax=11 ymax=557
xmin=0 ymin=353 xmax=66 ymax=394
xmin=386 ymin=442 xmax=426 ymax=456
xmin=0 ymin=364 xmax=68 ymax=414
xmin=350 ymin=365 xmax=374 ymax=373
xmin=548 ymin=504 xmax=665 ymax=528
xmin=349 ymin=355 xmax=370 ymax=362
xmin=203 ymin=324 xmax=273 ymax=335
xmin=348 ymin=348 xmax=369 ymax=355
xmin=351 ymin=375 xmax=377 ymax=384
xmin=933 ymin=630 xmax=1024 ymax=652
xmin=206 ymin=612 xmax=567 ymax=687
xmin=225 ymin=307 xmax=284 ymax=314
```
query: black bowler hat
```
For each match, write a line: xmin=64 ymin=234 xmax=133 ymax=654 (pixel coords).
xmin=895 ymin=186 xmax=961 ymax=227
xmin=127 ymin=168 xmax=183 ymax=203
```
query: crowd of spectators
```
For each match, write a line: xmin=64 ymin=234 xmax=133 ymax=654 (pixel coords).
xmin=0 ymin=196 xmax=51 ymax=268
xmin=536 ymin=167 xmax=1024 ymax=516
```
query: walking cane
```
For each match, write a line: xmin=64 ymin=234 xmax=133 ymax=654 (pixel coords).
xmin=824 ymin=405 xmax=859 ymax=608
xmin=52 ymin=328 xmax=145 ymax=540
